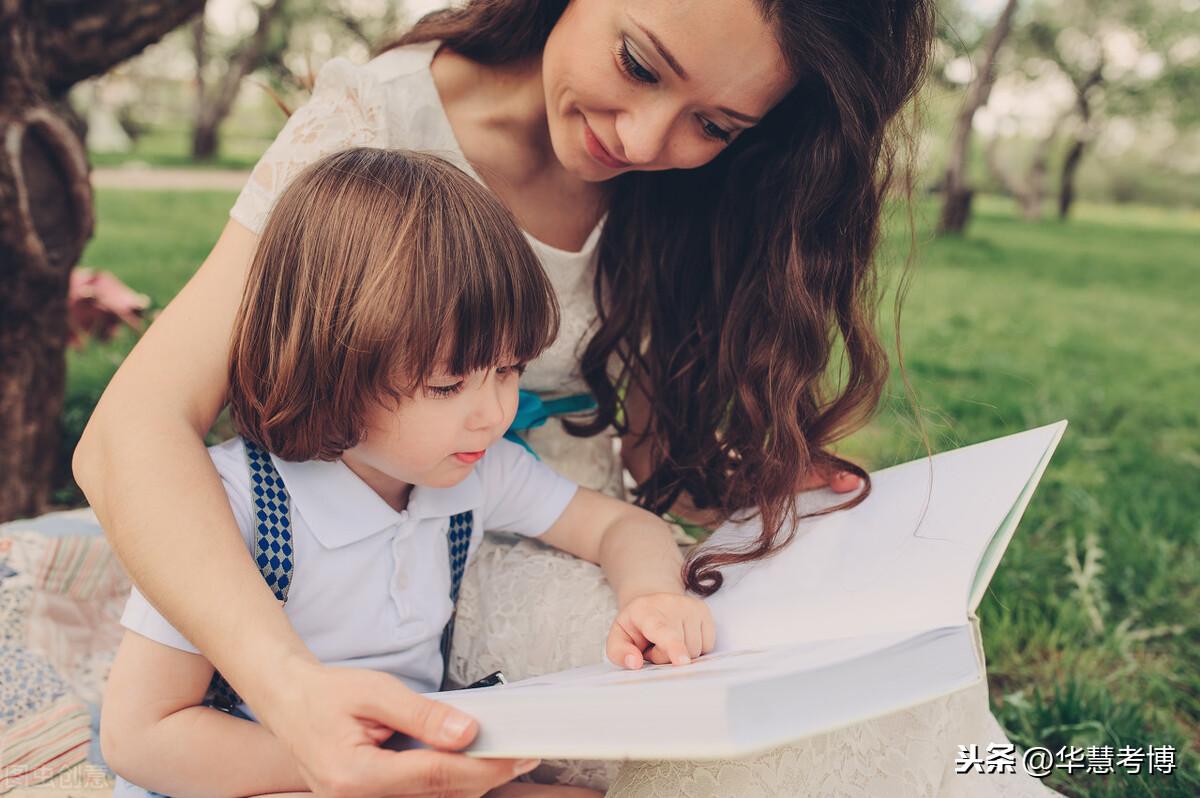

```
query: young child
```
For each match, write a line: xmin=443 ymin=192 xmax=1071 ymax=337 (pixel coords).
xmin=100 ymin=148 xmax=714 ymax=798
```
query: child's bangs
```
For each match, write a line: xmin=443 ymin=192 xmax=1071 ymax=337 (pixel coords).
xmin=398 ymin=160 xmax=561 ymax=383
xmin=442 ymin=262 xmax=559 ymax=377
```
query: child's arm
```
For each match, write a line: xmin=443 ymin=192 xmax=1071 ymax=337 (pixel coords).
xmin=101 ymin=629 xmax=311 ymax=797
xmin=536 ymin=487 xmax=716 ymax=668
xmin=485 ymin=784 xmax=604 ymax=797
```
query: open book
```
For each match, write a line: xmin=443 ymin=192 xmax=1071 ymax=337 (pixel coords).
xmin=428 ymin=421 xmax=1068 ymax=760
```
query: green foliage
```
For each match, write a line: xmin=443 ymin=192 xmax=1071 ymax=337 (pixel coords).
xmin=64 ymin=189 xmax=1199 ymax=795
xmin=56 ymin=189 xmax=241 ymax=506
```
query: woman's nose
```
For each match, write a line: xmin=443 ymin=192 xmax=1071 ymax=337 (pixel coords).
xmin=614 ymin=102 xmax=676 ymax=165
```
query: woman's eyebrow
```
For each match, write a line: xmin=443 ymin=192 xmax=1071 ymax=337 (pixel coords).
xmin=633 ymin=21 xmax=689 ymax=80
xmin=718 ymin=107 xmax=761 ymax=124
xmin=631 ymin=19 xmax=763 ymax=125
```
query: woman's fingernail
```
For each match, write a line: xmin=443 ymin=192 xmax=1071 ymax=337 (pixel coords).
xmin=624 ymin=654 xmax=640 ymax=669
xmin=514 ymin=758 xmax=540 ymax=775
xmin=441 ymin=713 xmax=471 ymax=740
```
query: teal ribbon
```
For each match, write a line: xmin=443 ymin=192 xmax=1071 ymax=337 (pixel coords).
xmin=504 ymin=390 xmax=596 ymax=459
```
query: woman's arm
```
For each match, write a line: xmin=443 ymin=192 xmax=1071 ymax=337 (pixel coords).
xmin=75 ymin=220 xmax=529 ymax=795
xmin=101 ymin=631 xmax=309 ymax=797
xmin=74 ymin=219 xmax=320 ymax=718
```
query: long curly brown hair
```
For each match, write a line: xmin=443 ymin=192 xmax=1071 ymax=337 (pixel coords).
xmin=384 ymin=0 xmax=934 ymax=595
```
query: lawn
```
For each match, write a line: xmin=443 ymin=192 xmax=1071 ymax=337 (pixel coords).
xmin=69 ymin=188 xmax=1200 ymax=796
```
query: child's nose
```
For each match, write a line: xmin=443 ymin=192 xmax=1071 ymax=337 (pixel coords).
xmin=469 ymin=380 xmax=507 ymax=431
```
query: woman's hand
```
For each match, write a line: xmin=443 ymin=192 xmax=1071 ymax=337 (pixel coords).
xmin=257 ymin=658 xmax=539 ymax=797
xmin=796 ymin=465 xmax=864 ymax=494
xmin=605 ymin=593 xmax=716 ymax=668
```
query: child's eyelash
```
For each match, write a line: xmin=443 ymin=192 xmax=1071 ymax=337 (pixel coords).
xmin=426 ymin=382 xmax=463 ymax=397
xmin=424 ymin=363 xmax=523 ymax=397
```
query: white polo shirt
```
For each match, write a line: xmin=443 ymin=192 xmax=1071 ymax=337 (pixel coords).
xmin=119 ymin=436 xmax=578 ymax=711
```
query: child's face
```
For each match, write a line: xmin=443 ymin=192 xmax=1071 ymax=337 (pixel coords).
xmin=342 ymin=363 xmax=524 ymax=500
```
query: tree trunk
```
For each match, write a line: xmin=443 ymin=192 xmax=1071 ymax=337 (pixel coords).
xmin=0 ymin=0 xmax=203 ymax=522
xmin=937 ymin=0 xmax=1020 ymax=235
xmin=1058 ymin=137 xmax=1085 ymax=220
xmin=1058 ymin=65 xmax=1103 ymax=221
xmin=192 ymin=120 xmax=220 ymax=160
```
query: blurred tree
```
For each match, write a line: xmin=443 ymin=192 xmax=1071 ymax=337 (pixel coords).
xmin=189 ymin=0 xmax=406 ymax=159
xmin=984 ymin=104 xmax=1072 ymax=221
xmin=1002 ymin=0 xmax=1198 ymax=217
xmin=0 ymin=0 xmax=203 ymax=521
xmin=191 ymin=0 xmax=287 ymax=160
xmin=937 ymin=0 xmax=1021 ymax=235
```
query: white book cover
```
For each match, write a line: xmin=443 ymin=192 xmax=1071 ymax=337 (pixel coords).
xmin=421 ymin=420 xmax=1068 ymax=760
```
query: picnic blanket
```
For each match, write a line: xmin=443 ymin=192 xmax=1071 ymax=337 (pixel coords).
xmin=0 ymin=509 xmax=124 ymax=795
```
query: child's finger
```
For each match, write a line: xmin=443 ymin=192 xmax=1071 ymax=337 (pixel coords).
xmin=701 ymin=616 xmax=716 ymax=654
xmin=683 ymin=615 xmax=704 ymax=659
xmin=643 ymin=644 xmax=668 ymax=665
xmin=606 ymin=619 xmax=648 ymax=669
xmin=641 ymin=616 xmax=691 ymax=665
xmin=607 ymin=637 xmax=646 ymax=669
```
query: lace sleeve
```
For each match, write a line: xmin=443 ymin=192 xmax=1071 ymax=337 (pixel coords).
xmin=229 ymin=57 xmax=388 ymax=235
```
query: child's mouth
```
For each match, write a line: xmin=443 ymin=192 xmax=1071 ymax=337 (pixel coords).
xmin=454 ymin=450 xmax=485 ymax=464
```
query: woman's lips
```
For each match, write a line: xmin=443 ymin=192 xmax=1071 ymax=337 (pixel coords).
xmin=454 ymin=450 xmax=485 ymax=464
xmin=583 ymin=120 xmax=629 ymax=169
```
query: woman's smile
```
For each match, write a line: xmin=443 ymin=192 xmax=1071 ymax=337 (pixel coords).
xmin=582 ymin=117 xmax=629 ymax=169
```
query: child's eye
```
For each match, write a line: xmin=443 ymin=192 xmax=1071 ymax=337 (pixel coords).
xmin=617 ymin=39 xmax=657 ymax=84
xmin=424 ymin=381 xmax=464 ymax=398
xmin=496 ymin=363 xmax=527 ymax=378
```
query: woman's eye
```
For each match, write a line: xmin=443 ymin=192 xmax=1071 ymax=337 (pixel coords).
xmin=425 ymin=381 xmax=463 ymax=398
xmin=700 ymin=117 xmax=732 ymax=143
xmin=618 ymin=40 xmax=657 ymax=84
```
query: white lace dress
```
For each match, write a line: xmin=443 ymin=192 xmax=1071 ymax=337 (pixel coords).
xmin=228 ymin=42 xmax=1061 ymax=798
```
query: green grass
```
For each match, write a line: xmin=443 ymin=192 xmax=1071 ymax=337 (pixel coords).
xmin=837 ymin=194 xmax=1200 ymax=796
xmin=58 ymin=189 xmax=240 ymax=506
xmin=67 ymin=189 xmax=1199 ymax=795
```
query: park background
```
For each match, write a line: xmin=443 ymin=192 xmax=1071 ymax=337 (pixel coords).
xmin=1 ymin=0 xmax=1197 ymax=796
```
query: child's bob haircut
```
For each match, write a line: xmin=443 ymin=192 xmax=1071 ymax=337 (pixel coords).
xmin=227 ymin=147 xmax=560 ymax=461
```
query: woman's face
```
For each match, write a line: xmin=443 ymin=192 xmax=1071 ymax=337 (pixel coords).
xmin=542 ymin=0 xmax=794 ymax=181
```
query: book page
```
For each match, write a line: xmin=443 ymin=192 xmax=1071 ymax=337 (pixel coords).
xmin=702 ymin=421 xmax=1067 ymax=652
xmin=428 ymin=626 xmax=981 ymax=759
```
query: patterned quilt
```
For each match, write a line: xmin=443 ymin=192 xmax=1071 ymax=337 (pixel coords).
xmin=0 ymin=509 xmax=127 ymax=794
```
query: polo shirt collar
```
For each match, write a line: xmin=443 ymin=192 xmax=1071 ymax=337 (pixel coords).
xmin=268 ymin=453 xmax=483 ymax=549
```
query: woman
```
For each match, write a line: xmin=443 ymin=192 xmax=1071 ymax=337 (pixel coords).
xmin=76 ymin=0 xmax=1046 ymax=795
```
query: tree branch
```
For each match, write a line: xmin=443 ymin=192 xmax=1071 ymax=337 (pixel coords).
xmin=40 ymin=0 xmax=206 ymax=93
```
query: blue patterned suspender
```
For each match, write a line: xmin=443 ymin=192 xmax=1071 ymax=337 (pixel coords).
xmin=439 ymin=511 xmax=473 ymax=687
xmin=205 ymin=439 xmax=473 ymax=711
xmin=205 ymin=439 xmax=295 ymax=711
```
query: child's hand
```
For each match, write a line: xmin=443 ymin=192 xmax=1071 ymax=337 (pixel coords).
xmin=606 ymin=592 xmax=715 ymax=669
